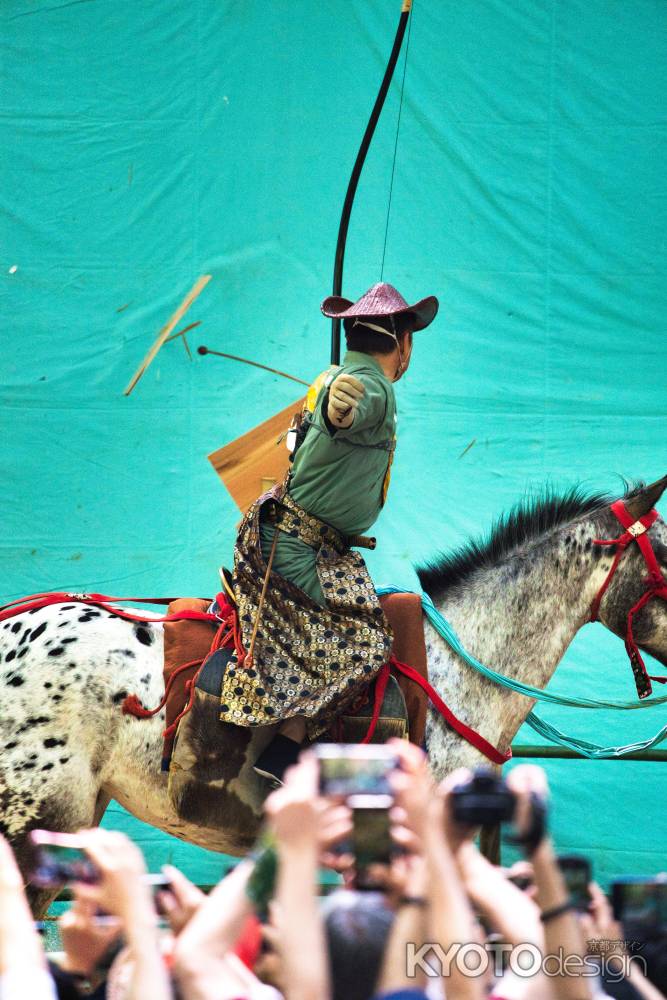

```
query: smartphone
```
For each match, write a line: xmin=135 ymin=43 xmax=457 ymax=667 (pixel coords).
xmin=29 ymin=831 xmax=173 ymax=902
xmin=314 ymin=744 xmax=398 ymax=799
xmin=349 ymin=794 xmax=393 ymax=889
xmin=558 ymin=855 xmax=592 ymax=912
xmin=145 ymin=873 xmax=174 ymax=917
xmin=610 ymin=877 xmax=667 ymax=933
xmin=29 ymin=831 xmax=99 ymax=887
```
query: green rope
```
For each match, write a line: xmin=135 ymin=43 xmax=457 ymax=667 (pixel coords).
xmin=522 ymin=712 xmax=667 ymax=760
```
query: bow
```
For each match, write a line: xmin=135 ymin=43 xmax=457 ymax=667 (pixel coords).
xmin=330 ymin=0 xmax=413 ymax=364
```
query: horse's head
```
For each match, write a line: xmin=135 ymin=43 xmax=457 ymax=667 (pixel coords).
xmin=595 ymin=475 xmax=667 ymax=671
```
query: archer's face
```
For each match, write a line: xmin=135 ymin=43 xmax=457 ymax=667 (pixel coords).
xmin=392 ymin=330 xmax=414 ymax=381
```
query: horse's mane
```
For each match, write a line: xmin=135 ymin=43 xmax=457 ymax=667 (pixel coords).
xmin=416 ymin=482 xmax=643 ymax=595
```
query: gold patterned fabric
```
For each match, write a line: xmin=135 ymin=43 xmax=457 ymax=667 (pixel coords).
xmin=219 ymin=485 xmax=393 ymax=739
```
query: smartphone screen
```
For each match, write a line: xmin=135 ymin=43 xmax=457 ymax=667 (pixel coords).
xmin=315 ymin=744 xmax=397 ymax=798
xmin=31 ymin=841 xmax=99 ymax=887
xmin=348 ymin=795 xmax=393 ymax=868
xmin=557 ymin=855 xmax=592 ymax=912
xmin=349 ymin=792 xmax=393 ymax=884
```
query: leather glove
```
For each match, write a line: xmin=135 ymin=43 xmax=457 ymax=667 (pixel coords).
xmin=327 ymin=373 xmax=366 ymax=428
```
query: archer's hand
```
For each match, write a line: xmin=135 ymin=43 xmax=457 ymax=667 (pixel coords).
xmin=327 ymin=373 xmax=365 ymax=428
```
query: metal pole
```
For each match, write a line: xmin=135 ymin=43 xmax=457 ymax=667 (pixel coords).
xmin=511 ymin=745 xmax=667 ymax=762
xmin=478 ymin=744 xmax=666 ymax=865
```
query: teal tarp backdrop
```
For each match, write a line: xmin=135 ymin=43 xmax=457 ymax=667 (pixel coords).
xmin=1 ymin=0 xmax=665 ymax=886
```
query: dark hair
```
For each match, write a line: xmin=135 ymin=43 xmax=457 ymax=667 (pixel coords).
xmin=619 ymin=933 xmax=667 ymax=995
xmin=344 ymin=313 xmax=414 ymax=356
xmin=642 ymin=938 xmax=667 ymax=995
xmin=322 ymin=890 xmax=394 ymax=1000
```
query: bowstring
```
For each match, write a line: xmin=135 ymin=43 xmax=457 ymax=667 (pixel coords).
xmin=380 ymin=2 xmax=414 ymax=280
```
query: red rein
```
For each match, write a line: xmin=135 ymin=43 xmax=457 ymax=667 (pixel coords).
xmin=590 ymin=500 xmax=667 ymax=699
xmin=362 ymin=656 xmax=512 ymax=764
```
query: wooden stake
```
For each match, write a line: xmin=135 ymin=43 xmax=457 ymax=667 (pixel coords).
xmin=124 ymin=275 xmax=211 ymax=395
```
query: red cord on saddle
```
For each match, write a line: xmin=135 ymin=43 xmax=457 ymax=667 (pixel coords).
xmin=359 ymin=661 xmax=392 ymax=746
xmin=121 ymin=592 xmax=247 ymax=735
xmin=0 ymin=591 xmax=220 ymax=627
xmin=162 ymin=667 xmax=206 ymax=740
xmin=121 ymin=658 xmax=204 ymax=720
xmin=0 ymin=589 xmax=248 ymax=738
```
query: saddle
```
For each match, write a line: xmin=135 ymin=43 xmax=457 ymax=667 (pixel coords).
xmin=140 ymin=588 xmax=429 ymax=833
xmin=160 ymin=591 xmax=427 ymax=755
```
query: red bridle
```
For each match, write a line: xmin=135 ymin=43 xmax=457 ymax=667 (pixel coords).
xmin=590 ymin=499 xmax=667 ymax=699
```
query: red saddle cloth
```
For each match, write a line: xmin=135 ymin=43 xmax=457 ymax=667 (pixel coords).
xmin=155 ymin=593 xmax=428 ymax=759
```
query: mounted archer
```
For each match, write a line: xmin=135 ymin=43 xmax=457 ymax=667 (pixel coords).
xmin=218 ymin=282 xmax=438 ymax=784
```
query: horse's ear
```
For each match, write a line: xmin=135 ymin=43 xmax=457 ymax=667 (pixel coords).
xmin=624 ymin=475 xmax=667 ymax=521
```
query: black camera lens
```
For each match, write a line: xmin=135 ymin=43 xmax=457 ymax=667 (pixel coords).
xmin=451 ymin=768 xmax=516 ymax=826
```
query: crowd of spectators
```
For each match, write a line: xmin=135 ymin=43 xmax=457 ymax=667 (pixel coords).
xmin=0 ymin=742 xmax=664 ymax=1000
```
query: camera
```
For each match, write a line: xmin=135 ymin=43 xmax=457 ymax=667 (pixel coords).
xmin=29 ymin=831 xmax=100 ymax=887
xmin=450 ymin=768 xmax=516 ymax=826
xmin=28 ymin=831 xmax=172 ymax=904
xmin=611 ymin=877 xmax=667 ymax=934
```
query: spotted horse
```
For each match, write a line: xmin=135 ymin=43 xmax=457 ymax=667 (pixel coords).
xmin=1 ymin=477 xmax=665 ymax=915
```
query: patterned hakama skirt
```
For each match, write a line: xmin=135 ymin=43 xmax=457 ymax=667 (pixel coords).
xmin=218 ymin=487 xmax=392 ymax=739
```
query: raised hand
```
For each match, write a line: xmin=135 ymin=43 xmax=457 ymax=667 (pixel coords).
xmin=327 ymin=372 xmax=366 ymax=428
xmin=155 ymin=864 xmax=206 ymax=936
xmin=59 ymin=888 xmax=122 ymax=979
xmin=264 ymin=752 xmax=325 ymax=854
xmin=72 ymin=829 xmax=152 ymax=924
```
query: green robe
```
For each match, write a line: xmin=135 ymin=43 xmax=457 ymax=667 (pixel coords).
xmin=259 ymin=351 xmax=397 ymax=604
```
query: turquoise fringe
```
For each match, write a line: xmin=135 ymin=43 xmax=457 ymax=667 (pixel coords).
xmin=377 ymin=586 xmax=667 ymax=760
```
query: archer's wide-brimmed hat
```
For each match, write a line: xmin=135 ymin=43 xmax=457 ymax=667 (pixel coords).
xmin=321 ymin=282 xmax=439 ymax=332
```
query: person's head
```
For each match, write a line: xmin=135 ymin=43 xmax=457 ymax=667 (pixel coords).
xmin=343 ymin=313 xmax=414 ymax=382
xmin=321 ymin=889 xmax=394 ymax=1000
xmin=321 ymin=282 xmax=438 ymax=382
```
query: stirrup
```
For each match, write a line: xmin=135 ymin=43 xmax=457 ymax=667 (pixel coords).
xmin=218 ymin=567 xmax=237 ymax=610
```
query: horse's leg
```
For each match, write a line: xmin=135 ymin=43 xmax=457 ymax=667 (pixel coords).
xmin=7 ymin=781 xmax=103 ymax=918
xmin=92 ymin=789 xmax=111 ymax=826
xmin=479 ymin=824 xmax=501 ymax=864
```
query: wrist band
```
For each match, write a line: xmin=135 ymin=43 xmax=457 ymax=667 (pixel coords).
xmin=398 ymin=895 xmax=428 ymax=908
xmin=540 ymin=899 xmax=575 ymax=923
